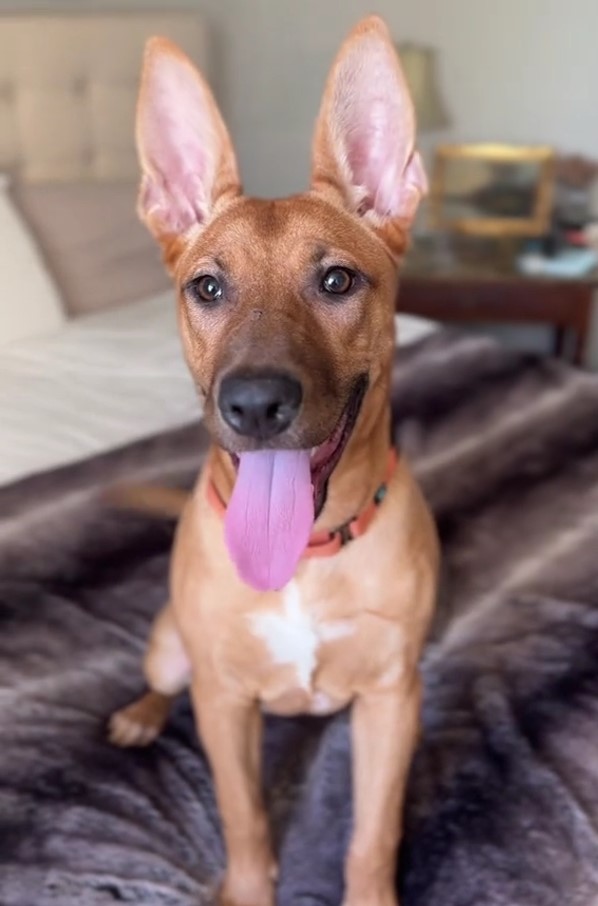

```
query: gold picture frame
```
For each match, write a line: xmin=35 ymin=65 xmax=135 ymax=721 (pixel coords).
xmin=429 ymin=143 xmax=556 ymax=238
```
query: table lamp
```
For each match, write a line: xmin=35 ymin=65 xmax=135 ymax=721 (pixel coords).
xmin=396 ymin=42 xmax=449 ymax=133
xmin=396 ymin=42 xmax=450 ymax=240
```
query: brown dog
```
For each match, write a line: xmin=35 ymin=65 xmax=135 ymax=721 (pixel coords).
xmin=109 ymin=16 xmax=439 ymax=906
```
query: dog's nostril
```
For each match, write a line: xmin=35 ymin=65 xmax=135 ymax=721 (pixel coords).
xmin=219 ymin=371 xmax=302 ymax=440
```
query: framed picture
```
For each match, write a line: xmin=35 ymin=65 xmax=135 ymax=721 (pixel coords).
xmin=429 ymin=143 xmax=556 ymax=238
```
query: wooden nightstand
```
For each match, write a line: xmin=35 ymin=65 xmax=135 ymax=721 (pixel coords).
xmin=398 ymin=235 xmax=597 ymax=365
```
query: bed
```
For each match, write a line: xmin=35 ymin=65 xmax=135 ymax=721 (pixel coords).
xmin=0 ymin=288 xmax=436 ymax=487
xmin=2 ymin=11 xmax=598 ymax=906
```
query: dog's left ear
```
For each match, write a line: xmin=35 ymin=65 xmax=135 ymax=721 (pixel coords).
xmin=311 ymin=16 xmax=427 ymax=251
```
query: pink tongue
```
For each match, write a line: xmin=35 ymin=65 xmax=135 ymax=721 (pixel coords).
xmin=224 ymin=449 xmax=314 ymax=591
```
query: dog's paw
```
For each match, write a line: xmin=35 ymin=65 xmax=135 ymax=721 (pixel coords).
xmin=218 ymin=861 xmax=276 ymax=906
xmin=108 ymin=694 xmax=168 ymax=747
xmin=219 ymin=880 xmax=274 ymax=906
xmin=286 ymin=898 xmax=334 ymax=906
xmin=341 ymin=893 xmax=398 ymax=906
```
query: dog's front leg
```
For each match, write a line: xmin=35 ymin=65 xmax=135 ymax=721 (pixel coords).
xmin=343 ymin=674 xmax=421 ymax=906
xmin=192 ymin=685 xmax=275 ymax=906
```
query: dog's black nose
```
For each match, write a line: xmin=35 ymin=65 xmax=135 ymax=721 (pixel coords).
xmin=218 ymin=371 xmax=303 ymax=440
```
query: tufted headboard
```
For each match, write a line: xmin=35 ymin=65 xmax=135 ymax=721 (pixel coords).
xmin=0 ymin=12 xmax=211 ymax=321
xmin=0 ymin=12 xmax=209 ymax=182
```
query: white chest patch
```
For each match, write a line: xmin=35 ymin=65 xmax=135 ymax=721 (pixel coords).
xmin=249 ymin=581 xmax=354 ymax=690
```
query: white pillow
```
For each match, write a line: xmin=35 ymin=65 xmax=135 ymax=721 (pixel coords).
xmin=0 ymin=174 xmax=65 ymax=345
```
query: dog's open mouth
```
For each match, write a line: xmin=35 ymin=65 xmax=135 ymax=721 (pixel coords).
xmin=309 ymin=374 xmax=368 ymax=517
xmin=224 ymin=375 xmax=368 ymax=592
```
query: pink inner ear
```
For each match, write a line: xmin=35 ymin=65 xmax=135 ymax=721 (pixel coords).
xmin=139 ymin=51 xmax=216 ymax=234
xmin=335 ymin=40 xmax=427 ymax=221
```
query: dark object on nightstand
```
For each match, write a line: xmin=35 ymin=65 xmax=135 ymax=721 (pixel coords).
xmin=541 ymin=226 xmax=564 ymax=258
xmin=398 ymin=234 xmax=597 ymax=365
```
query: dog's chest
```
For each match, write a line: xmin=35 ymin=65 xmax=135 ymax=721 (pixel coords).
xmin=249 ymin=581 xmax=352 ymax=712
xmin=242 ymin=577 xmax=403 ymax=716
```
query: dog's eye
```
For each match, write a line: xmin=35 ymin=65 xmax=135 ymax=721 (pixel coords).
xmin=189 ymin=275 xmax=223 ymax=304
xmin=321 ymin=267 xmax=355 ymax=296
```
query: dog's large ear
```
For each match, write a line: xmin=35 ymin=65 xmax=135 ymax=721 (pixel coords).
xmin=136 ymin=38 xmax=241 ymax=246
xmin=311 ymin=17 xmax=427 ymax=252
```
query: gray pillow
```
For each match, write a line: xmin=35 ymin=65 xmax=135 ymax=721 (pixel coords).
xmin=11 ymin=180 xmax=170 ymax=316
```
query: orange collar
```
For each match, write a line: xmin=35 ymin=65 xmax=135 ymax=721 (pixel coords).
xmin=206 ymin=448 xmax=398 ymax=560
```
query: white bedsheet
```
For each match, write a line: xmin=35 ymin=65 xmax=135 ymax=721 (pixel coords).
xmin=0 ymin=292 xmax=437 ymax=486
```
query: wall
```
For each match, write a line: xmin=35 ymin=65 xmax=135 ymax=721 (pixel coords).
xmin=6 ymin=0 xmax=596 ymax=195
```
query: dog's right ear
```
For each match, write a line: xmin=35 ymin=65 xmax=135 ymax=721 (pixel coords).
xmin=136 ymin=38 xmax=241 ymax=247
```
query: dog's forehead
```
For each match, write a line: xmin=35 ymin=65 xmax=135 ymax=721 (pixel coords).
xmin=178 ymin=195 xmax=385 ymax=278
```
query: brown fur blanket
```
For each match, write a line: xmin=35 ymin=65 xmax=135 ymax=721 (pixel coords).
xmin=1 ymin=330 xmax=598 ymax=906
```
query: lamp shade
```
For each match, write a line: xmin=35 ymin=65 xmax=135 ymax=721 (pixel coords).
xmin=396 ymin=43 xmax=450 ymax=132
